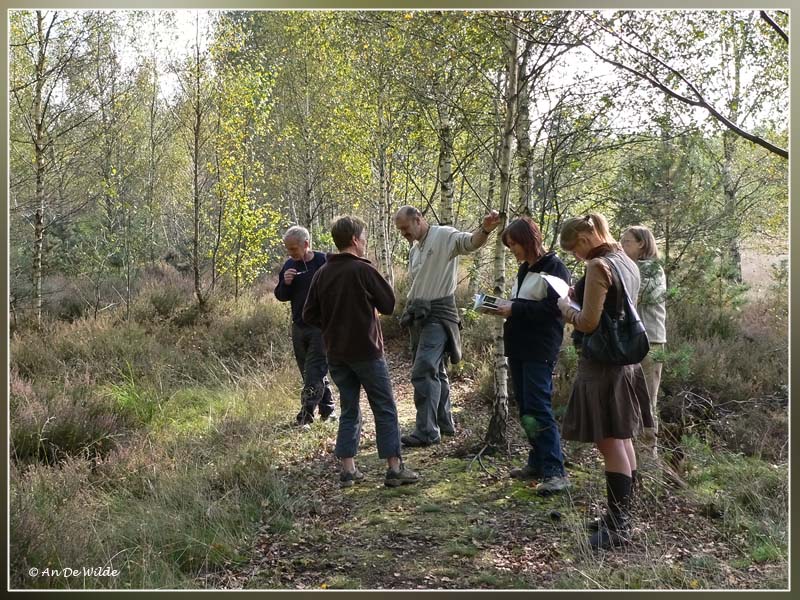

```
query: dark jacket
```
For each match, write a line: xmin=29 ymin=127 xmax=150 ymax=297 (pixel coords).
xmin=503 ymin=252 xmax=570 ymax=364
xmin=302 ymin=252 xmax=395 ymax=364
xmin=274 ymin=251 xmax=327 ymax=326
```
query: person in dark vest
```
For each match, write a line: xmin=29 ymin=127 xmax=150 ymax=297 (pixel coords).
xmin=557 ymin=212 xmax=653 ymax=550
xmin=274 ymin=226 xmax=336 ymax=427
xmin=303 ymin=215 xmax=419 ymax=488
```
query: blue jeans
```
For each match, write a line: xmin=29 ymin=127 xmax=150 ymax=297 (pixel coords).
xmin=410 ymin=321 xmax=455 ymax=443
xmin=328 ymin=358 xmax=402 ymax=459
xmin=509 ymin=358 xmax=565 ymax=478
xmin=292 ymin=323 xmax=335 ymax=420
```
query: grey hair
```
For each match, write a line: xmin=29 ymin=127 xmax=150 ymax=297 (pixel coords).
xmin=394 ymin=205 xmax=422 ymax=221
xmin=283 ymin=225 xmax=310 ymax=245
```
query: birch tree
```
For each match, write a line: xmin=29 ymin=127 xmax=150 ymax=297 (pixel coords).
xmin=10 ymin=10 xmax=101 ymax=325
xmin=484 ymin=17 xmax=519 ymax=453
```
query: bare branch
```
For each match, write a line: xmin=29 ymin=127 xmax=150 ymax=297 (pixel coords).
xmin=574 ymin=17 xmax=788 ymax=159
xmin=760 ymin=10 xmax=788 ymax=44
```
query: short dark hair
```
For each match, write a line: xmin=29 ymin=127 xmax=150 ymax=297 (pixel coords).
xmin=330 ymin=215 xmax=366 ymax=251
xmin=501 ymin=216 xmax=544 ymax=261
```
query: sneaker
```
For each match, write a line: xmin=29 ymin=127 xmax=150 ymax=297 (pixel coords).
xmin=321 ymin=412 xmax=338 ymax=423
xmin=440 ymin=429 xmax=456 ymax=437
xmin=384 ymin=463 xmax=419 ymax=487
xmin=509 ymin=465 xmax=540 ymax=481
xmin=401 ymin=434 xmax=439 ymax=448
xmin=339 ymin=468 xmax=365 ymax=488
xmin=535 ymin=475 xmax=571 ymax=496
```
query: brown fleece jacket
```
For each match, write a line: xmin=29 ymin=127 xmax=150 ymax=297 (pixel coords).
xmin=302 ymin=252 xmax=395 ymax=364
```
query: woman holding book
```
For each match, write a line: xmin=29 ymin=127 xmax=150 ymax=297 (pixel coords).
xmin=495 ymin=216 xmax=571 ymax=496
xmin=556 ymin=212 xmax=653 ymax=550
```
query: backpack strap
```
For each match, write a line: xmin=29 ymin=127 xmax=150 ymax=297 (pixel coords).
xmin=601 ymin=256 xmax=629 ymax=318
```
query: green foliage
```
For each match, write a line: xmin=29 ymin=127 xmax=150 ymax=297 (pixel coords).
xmin=10 ymin=371 xmax=128 ymax=465
xmin=683 ymin=435 xmax=787 ymax=564
xmin=105 ymin=364 xmax=159 ymax=426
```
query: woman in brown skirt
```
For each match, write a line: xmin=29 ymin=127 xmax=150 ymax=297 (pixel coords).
xmin=556 ymin=213 xmax=653 ymax=550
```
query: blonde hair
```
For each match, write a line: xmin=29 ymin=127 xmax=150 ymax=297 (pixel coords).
xmin=623 ymin=225 xmax=659 ymax=259
xmin=559 ymin=212 xmax=616 ymax=251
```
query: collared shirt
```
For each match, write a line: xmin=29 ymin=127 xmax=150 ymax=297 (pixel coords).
xmin=407 ymin=225 xmax=477 ymax=301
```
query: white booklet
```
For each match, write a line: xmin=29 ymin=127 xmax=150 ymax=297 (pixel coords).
xmin=472 ymin=293 xmax=503 ymax=314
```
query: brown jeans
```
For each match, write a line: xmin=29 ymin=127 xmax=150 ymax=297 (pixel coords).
xmin=638 ymin=343 xmax=664 ymax=452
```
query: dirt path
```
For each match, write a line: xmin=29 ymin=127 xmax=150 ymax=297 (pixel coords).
xmin=206 ymin=341 xmax=785 ymax=590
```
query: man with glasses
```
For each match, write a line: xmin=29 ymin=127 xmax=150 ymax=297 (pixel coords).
xmin=274 ymin=225 xmax=337 ymax=427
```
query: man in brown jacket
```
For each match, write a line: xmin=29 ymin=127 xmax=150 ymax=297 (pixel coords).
xmin=303 ymin=215 xmax=419 ymax=488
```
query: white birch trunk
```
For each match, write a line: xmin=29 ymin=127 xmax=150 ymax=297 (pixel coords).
xmin=485 ymin=21 xmax=519 ymax=452
xmin=516 ymin=45 xmax=533 ymax=216
xmin=32 ymin=11 xmax=48 ymax=327
xmin=436 ymin=80 xmax=455 ymax=226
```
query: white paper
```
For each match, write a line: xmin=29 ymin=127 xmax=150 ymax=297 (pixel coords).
xmin=540 ymin=274 xmax=570 ymax=299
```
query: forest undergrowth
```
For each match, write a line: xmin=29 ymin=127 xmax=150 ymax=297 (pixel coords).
xmin=9 ymin=267 xmax=788 ymax=590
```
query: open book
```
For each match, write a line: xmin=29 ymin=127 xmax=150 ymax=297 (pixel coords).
xmin=472 ymin=293 xmax=503 ymax=314
xmin=474 ymin=274 xmax=580 ymax=314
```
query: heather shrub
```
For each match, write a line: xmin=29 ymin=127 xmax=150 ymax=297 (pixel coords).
xmin=203 ymin=296 xmax=291 ymax=367
xmin=10 ymin=371 xmax=130 ymax=465
xmin=10 ymin=458 xmax=106 ymax=588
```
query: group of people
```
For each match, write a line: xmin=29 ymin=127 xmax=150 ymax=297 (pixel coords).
xmin=274 ymin=207 xmax=667 ymax=551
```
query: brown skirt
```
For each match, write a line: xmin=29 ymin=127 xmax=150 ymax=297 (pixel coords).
xmin=561 ymin=357 xmax=654 ymax=443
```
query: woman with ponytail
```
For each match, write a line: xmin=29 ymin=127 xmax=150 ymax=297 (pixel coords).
xmin=556 ymin=212 xmax=653 ymax=550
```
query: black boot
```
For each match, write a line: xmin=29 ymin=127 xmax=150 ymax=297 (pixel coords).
xmin=589 ymin=471 xmax=632 ymax=550
xmin=588 ymin=468 xmax=638 ymax=532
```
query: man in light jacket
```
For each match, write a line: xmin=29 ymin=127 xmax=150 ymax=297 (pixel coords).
xmin=394 ymin=206 xmax=501 ymax=447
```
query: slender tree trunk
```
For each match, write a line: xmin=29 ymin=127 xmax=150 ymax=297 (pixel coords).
xmin=379 ymin=158 xmax=395 ymax=287
xmin=436 ymin=80 xmax=455 ymax=226
xmin=191 ymin=21 xmax=205 ymax=309
xmin=468 ymin=131 xmax=500 ymax=298
xmin=147 ymin=54 xmax=158 ymax=264
xmin=485 ymin=21 xmax=519 ymax=453
xmin=374 ymin=93 xmax=394 ymax=285
xmin=721 ymin=14 xmax=746 ymax=283
xmin=516 ymin=44 xmax=532 ymax=216
xmin=32 ymin=11 xmax=48 ymax=327
xmin=211 ymin=141 xmax=224 ymax=291
xmin=33 ymin=208 xmax=44 ymax=325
